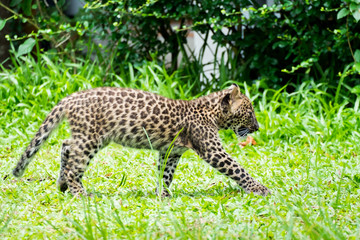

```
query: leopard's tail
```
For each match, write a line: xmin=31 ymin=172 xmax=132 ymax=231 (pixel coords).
xmin=13 ymin=103 xmax=66 ymax=177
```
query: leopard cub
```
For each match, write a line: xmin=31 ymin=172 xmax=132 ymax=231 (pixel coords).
xmin=13 ymin=84 xmax=271 ymax=197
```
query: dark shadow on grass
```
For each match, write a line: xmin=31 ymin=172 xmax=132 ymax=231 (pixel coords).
xmin=2 ymin=174 xmax=55 ymax=183
xmin=88 ymin=189 xmax=157 ymax=199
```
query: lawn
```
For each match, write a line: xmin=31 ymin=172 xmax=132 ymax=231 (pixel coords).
xmin=1 ymin=58 xmax=360 ymax=239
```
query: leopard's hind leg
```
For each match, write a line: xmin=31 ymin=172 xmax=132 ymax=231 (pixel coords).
xmin=57 ymin=139 xmax=72 ymax=192
xmin=63 ymin=136 xmax=104 ymax=197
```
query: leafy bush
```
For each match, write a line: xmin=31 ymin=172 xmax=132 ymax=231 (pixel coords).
xmin=1 ymin=0 xmax=360 ymax=91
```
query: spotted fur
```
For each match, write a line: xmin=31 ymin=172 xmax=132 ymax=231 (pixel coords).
xmin=13 ymin=84 xmax=270 ymax=197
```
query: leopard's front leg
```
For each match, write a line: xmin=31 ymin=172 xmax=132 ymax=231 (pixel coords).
xmin=204 ymin=151 xmax=270 ymax=196
xmin=156 ymin=151 xmax=185 ymax=197
xmin=193 ymin=136 xmax=271 ymax=196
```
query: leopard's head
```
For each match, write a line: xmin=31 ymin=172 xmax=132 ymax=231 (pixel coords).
xmin=220 ymin=84 xmax=259 ymax=137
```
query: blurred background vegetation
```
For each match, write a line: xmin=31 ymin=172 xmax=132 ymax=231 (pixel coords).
xmin=1 ymin=0 xmax=360 ymax=92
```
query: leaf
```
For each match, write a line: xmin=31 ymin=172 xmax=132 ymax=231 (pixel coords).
xmin=337 ymin=8 xmax=349 ymax=19
xmin=352 ymin=9 xmax=360 ymax=22
xmin=354 ymin=62 xmax=360 ymax=74
xmin=354 ymin=49 xmax=360 ymax=63
xmin=16 ymin=38 xmax=36 ymax=57
xmin=350 ymin=3 xmax=359 ymax=12
xmin=351 ymin=84 xmax=360 ymax=94
xmin=0 ymin=19 xmax=6 ymax=31
xmin=350 ymin=3 xmax=360 ymax=22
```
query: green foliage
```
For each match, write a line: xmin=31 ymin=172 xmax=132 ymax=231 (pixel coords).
xmin=239 ymin=1 xmax=360 ymax=88
xmin=2 ymin=0 xmax=359 ymax=92
xmin=15 ymin=38 xmax=36 ymax=57
xmin=0 ymin=19 xmax=6 ymax=31
xmin=337 ymin=0 xmax=360 ymax=22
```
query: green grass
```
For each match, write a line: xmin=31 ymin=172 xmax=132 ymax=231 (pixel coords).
xmin=1 ymin=55 xmax=360 ymax=239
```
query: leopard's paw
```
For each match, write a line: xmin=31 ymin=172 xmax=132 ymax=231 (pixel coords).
xmin=247 ymin=184 xmax=271 ymax=197
xmin=56 ymin=178 xmax=68 ymax=192
xmin=161 ymin=190 xmax=171 ymax=198
xmin=155 ymin=188 xmax=171 ymax=198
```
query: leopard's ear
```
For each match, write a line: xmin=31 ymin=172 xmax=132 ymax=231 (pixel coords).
xmin=229 ymin=84 xmax=241 ymax=101
xmin=221 ymin=93 xmax=231 ymax=113
xmin=221 ymin=86 xmax=241 ymax=114
xmin=229 ymin=83 xmax=239 ymax=89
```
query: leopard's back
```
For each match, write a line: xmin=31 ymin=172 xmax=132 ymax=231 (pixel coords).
xmin=62 ymin=87 xmax=188 ymax=151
